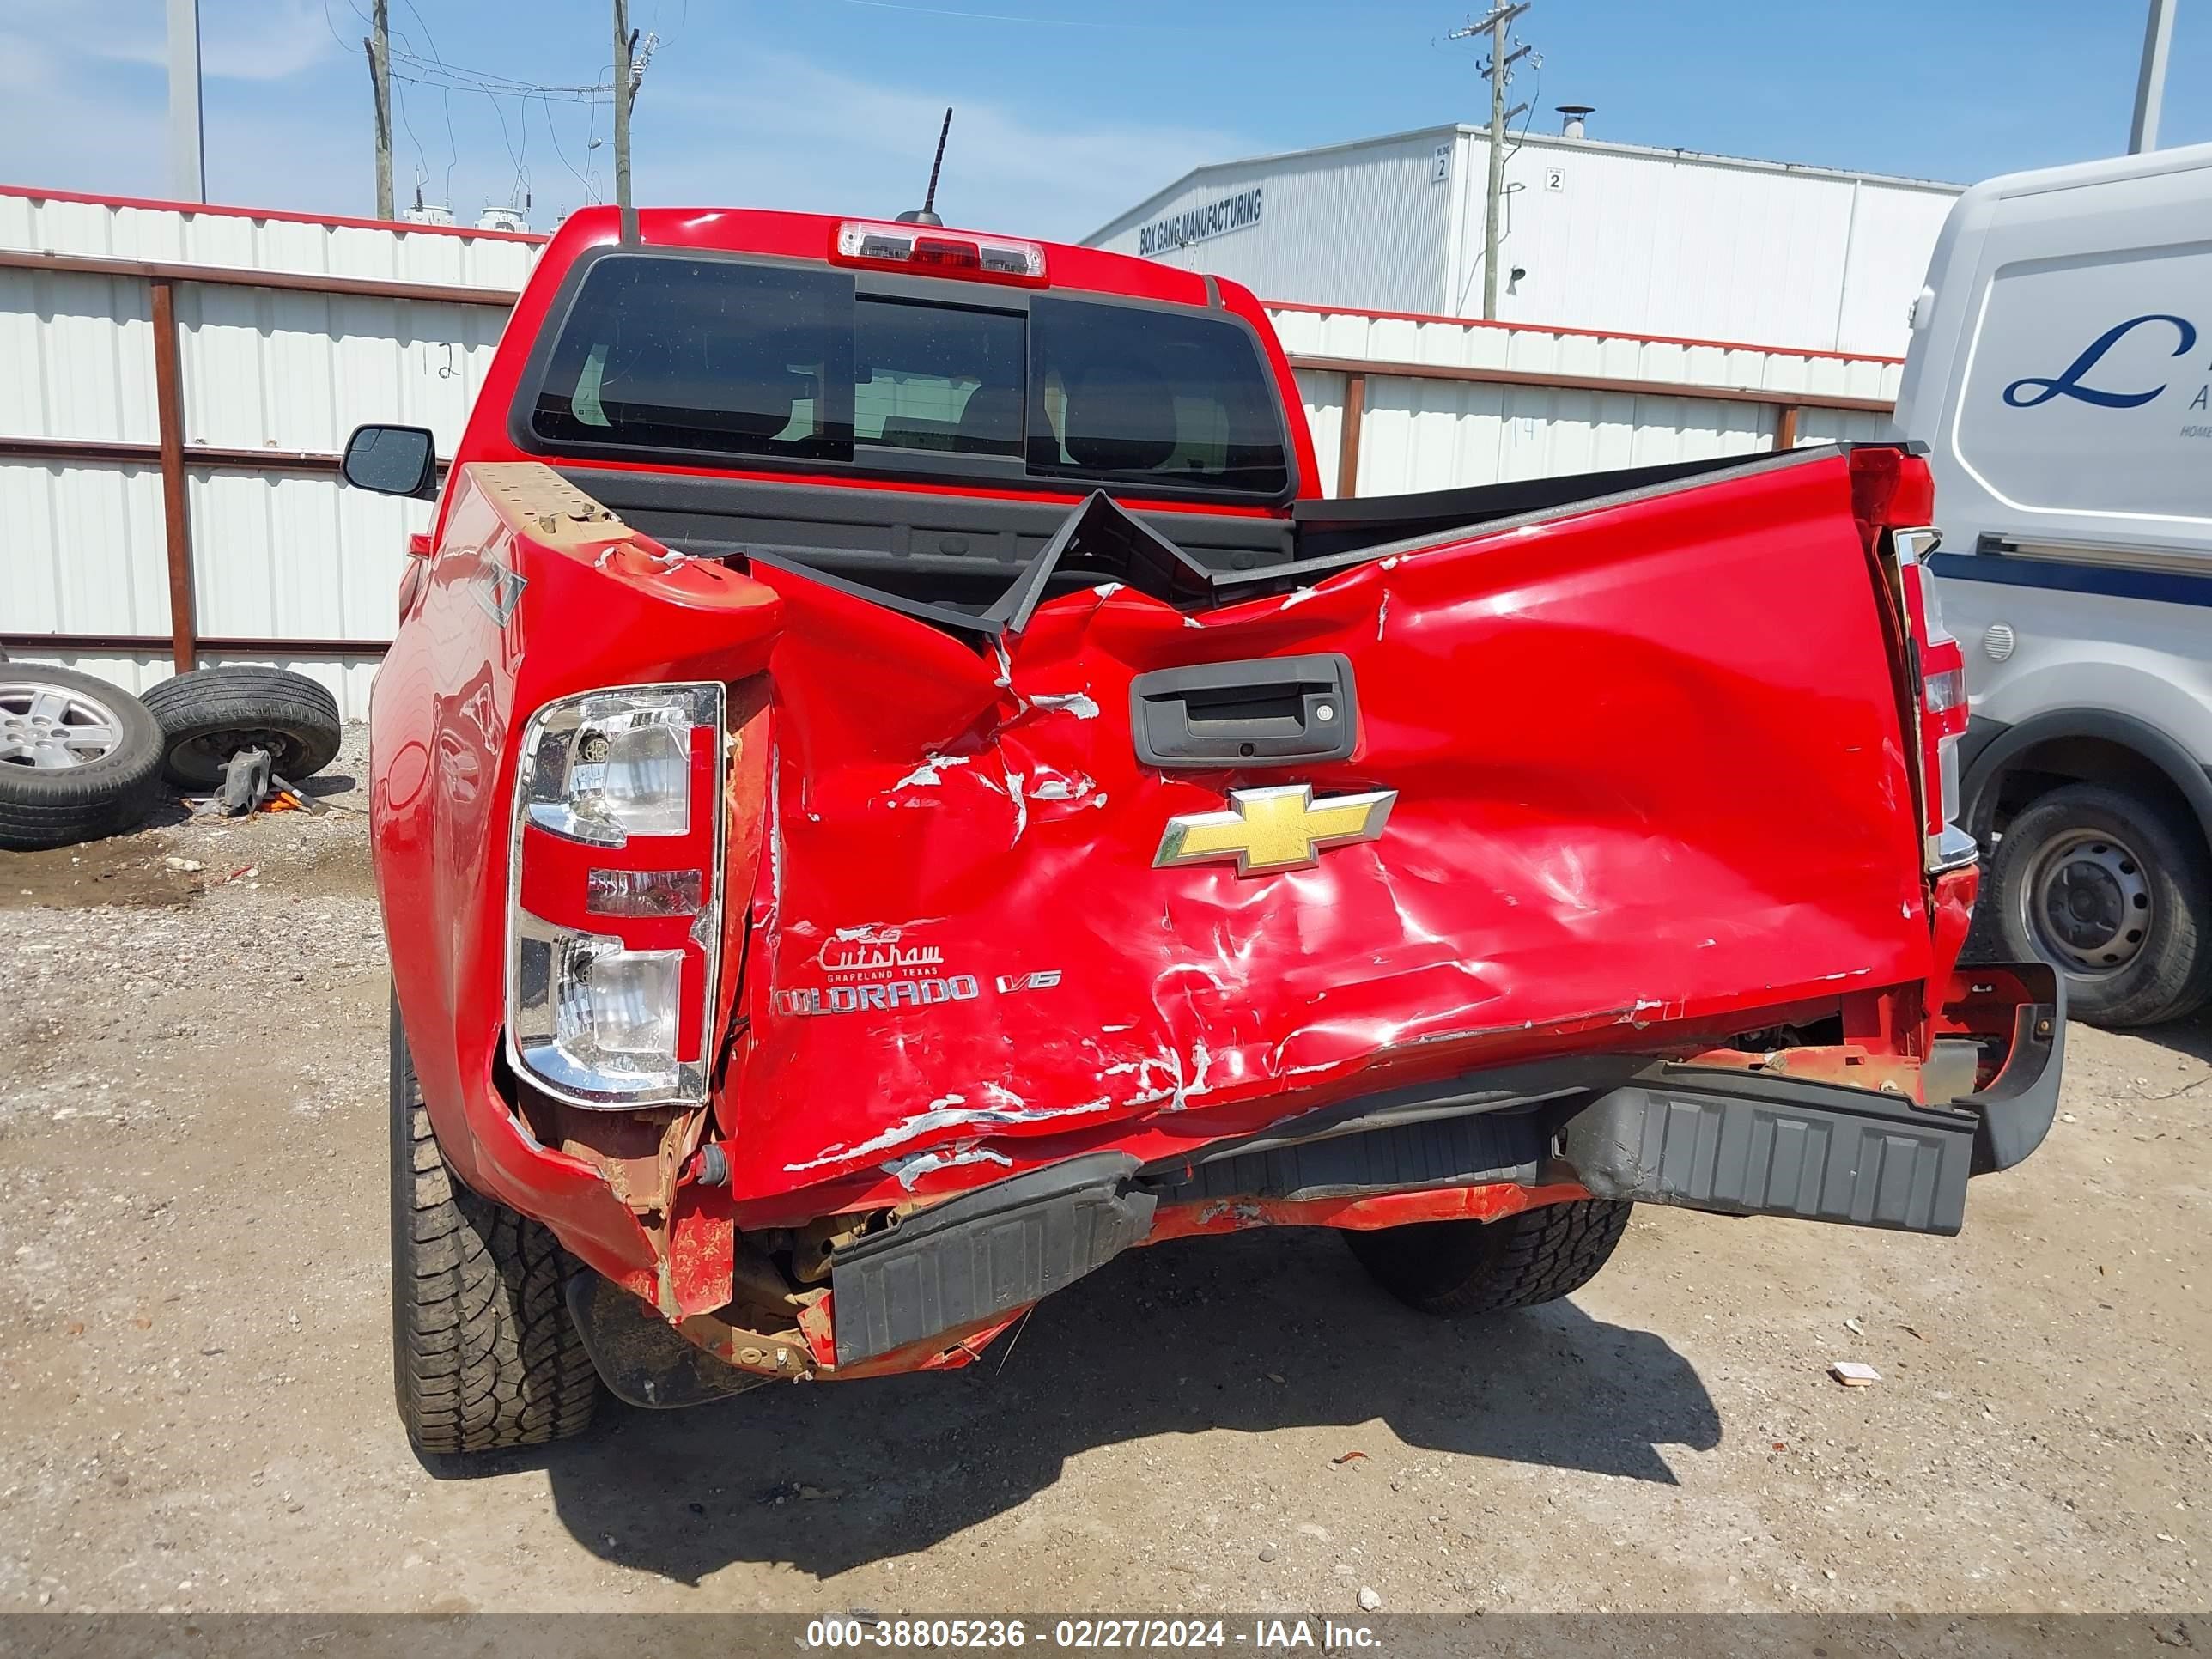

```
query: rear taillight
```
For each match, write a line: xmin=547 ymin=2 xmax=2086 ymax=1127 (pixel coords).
xmin=1893 ymin=527 xmax=1977 ymax=874
xmin=507 ymin=684 xmax=725 ymax=1109
xmin=830 ymin=219 xmax=1048 ymax=285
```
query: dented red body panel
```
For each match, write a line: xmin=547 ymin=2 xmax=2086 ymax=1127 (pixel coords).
xmin=728 ymin=450 xmax=1930 ymax=1212
xmin=371 ymin=206 xmax=2047 ymax=1380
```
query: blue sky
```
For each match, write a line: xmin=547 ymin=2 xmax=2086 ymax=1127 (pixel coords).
xmin=2 ymin=0 xmax=2205 ymax=241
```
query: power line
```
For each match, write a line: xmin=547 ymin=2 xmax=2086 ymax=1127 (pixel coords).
xmin=326 ymin=1 xmax=619 ymax=222
xmin=538 ymin=89 xmax=594 ymax=199
xmin=388 ymin=52 xmax=612 ymax=100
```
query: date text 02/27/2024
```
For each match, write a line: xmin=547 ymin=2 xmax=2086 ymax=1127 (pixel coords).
xmin=801 ymin=1618 xmax=1383 ymax=1650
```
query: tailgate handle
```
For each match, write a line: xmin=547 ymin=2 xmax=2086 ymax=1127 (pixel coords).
xmin=1130 ymin=653 xmax=1358 ymax=769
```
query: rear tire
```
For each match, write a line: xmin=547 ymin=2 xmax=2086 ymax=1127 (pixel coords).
xmin=390 ymin=997 xmax=599 ymax=1455
xmin=1988 ymin=781 xmax=2211 ymax=1028
xmin=1342 ymin=1199 xmax=1632 ymax=1316
xmin=143 ymin=666 xmax=343 ymax=790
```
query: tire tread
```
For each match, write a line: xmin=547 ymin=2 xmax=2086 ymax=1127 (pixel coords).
xmin=389 ymin=998 xmax=599 ymax=1454
xmin=143 ymin=667 xmax=343 ymax=789
xmin=1345 ymin=1198 xmax=1632 ymax=1316
xmin=1989 ymin=781 xmax=2212 ymax=1028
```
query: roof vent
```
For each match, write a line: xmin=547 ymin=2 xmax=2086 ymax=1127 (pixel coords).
xmin=1556 ymin=104 xmax=1594 ymax=138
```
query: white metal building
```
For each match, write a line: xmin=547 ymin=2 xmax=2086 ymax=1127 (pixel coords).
xmin=1088 ymin=122 xmax=1961 ymax=358
xmin=1 ymin=185 xmax=1901 ymax=720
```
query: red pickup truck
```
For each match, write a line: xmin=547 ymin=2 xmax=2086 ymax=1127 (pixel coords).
xmin=343 ymin=205 xmax=2063 ymax=1454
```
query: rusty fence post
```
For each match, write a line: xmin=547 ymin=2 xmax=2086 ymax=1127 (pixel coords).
xmin=1774 ymin=404 xmax=1802 ymax=452
xmin=1336 ymin=371 xmax=1366 ymax=499
xmin=149 ymin=276 xmax=198 ymax=672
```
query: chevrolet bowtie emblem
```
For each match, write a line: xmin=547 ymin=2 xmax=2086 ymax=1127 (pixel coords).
xmin=1154 ymin=784 xmax=1397 ymax=877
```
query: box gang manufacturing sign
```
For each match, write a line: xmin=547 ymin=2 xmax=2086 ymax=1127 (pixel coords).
xmin=1137 ymin=185 xmax=1264 ymax=256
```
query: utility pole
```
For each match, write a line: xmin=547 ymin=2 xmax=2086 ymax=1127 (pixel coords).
xmin=2129 ymin=0 xmax=2176 ymax=153
xmin=614 ymin=0 xmax=637 ymax=243
xmin=166 ymin=0 xmax=205 ymax=202
xmin=1449 ymin=4 xmax=1532 ymax=320
xmin=367 ymin=0 xmax=394 ymax=219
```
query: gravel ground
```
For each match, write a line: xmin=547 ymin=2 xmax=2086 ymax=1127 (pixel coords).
xmin=1 ymin=726 xmax=2207 ymax=1615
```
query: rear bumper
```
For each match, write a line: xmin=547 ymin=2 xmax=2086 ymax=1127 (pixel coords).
xmin=807 ymin=977 xmax=2067 ymax=1364
xmin=1566 ymin=961 xmax=2062 ymax=1237
xmin=559 ymin=966 xmax=2065 ymax=1391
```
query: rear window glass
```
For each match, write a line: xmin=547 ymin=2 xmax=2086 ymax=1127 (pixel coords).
xmin=1028 ymin=295 xmax=1289 ymax=495
xmin=531 ymin=258 xmax=851 ymax=462
xmin=526 ymin=254 xmax=1289 ymax=495
xmin=856 ymin=298 xmax=1025 ymax=458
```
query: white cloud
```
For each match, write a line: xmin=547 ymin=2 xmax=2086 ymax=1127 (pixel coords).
xmin=0 ymin=13 xmax=1243 ymax=242
xmin=9 ymin=0 xmax=336 ymax=82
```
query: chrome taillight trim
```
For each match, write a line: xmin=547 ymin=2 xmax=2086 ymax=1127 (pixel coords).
xmin=502 ymin=682 xmax=726 ymax=1112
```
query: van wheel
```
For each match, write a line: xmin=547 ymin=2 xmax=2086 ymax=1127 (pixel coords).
xmin=1342 ymin=1200 xmax=1632 ymax=1316
xmin=390 ymin=997 xmax=600 ymax=1455
xmin=1989 ymin=781 xmax=2212 ymax=1028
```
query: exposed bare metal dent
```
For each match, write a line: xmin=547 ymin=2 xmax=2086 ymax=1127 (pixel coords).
xmin=1029 ymin=691 xmax=1101 ymax=720
xmin=783 ymin=1094 xmax=1117 ymax=1174
xmin=1279 ymin=586 xmax=1318 ymax=611
xmin=828 ymin=921 xmax=945 ymax=945
xmin=882 ymin=1146 xmax=1013 ymax=1190
xmin=1393 ymin=1001 xmax=1646 ymax=1051
xmin=1003 ymin=763 xmax=1029 ymax=840
xmin=891 ymin=754 xmax=972 ymax=790
xmin=1103 ymin=1039 xmax=1214 ymax=1111
xmin=1030 ymin=769 xmax=1097 ymax=802
xmin=1376 ymin=593 xmax=1390 ymax=641
xmin=1091 ymin=582 xmax=1124 ymax=598
xmin=1196 ymin=1199 xmax=1268 ymax=1227
xmin=764 ymin=771 xmax=786 ymax=923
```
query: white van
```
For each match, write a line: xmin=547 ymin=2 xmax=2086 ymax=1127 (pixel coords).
xmin=1893 ymin=141 xmax=2212 ymax=1026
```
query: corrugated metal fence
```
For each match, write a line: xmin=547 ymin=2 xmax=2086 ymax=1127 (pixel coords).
xmin=0 ymin=187 xmax=1904 ymax=719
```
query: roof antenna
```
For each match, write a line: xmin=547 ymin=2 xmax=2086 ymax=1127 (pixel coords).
xmin=896 ymin=107 xmax=952 ymax=226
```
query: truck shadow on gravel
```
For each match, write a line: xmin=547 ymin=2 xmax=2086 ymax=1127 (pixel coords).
xmin=520 ymin=1226 xmax=1718 ymax=1585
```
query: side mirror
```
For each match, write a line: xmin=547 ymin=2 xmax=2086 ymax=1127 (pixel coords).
xmin=341 ymin=423 xmax=439 ymax=499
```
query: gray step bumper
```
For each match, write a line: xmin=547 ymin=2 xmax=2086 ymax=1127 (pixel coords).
xmin=1564 ymin=963 xmax=2063 ymax=1237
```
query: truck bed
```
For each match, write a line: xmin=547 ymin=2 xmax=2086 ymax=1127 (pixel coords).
xmin=560 ymin=451 xmax=1771 ymax=617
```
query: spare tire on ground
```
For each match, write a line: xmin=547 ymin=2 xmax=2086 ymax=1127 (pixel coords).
xmin=0 ymin=666 xmax=167 ymax=850
xmin=142 ymin=666 xmax=343 ymax=791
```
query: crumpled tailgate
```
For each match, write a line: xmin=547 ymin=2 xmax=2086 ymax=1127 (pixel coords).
xmin=718 ymin=448 xmax=1930 ymax=1208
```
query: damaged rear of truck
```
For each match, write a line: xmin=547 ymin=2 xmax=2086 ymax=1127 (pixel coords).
xmin=352 ymin=206 xmax=2062 ymax=1453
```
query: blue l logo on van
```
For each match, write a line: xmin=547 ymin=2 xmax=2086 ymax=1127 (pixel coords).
xmin=2003 ymin=313 xmax=2197 ymax=409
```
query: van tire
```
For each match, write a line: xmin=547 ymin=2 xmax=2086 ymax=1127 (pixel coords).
xmin=390 ymin=997 xmax=600 ymax=1455
xmin=1988 ymin=781 xmax=2212 ymax=1028
xmin=1341 ymin=1199 xmax=1632 ymax=1316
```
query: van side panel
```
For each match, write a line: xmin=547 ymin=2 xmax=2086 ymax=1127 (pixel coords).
xmin=1893 ymin=144 xmax=2212 ymax=773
